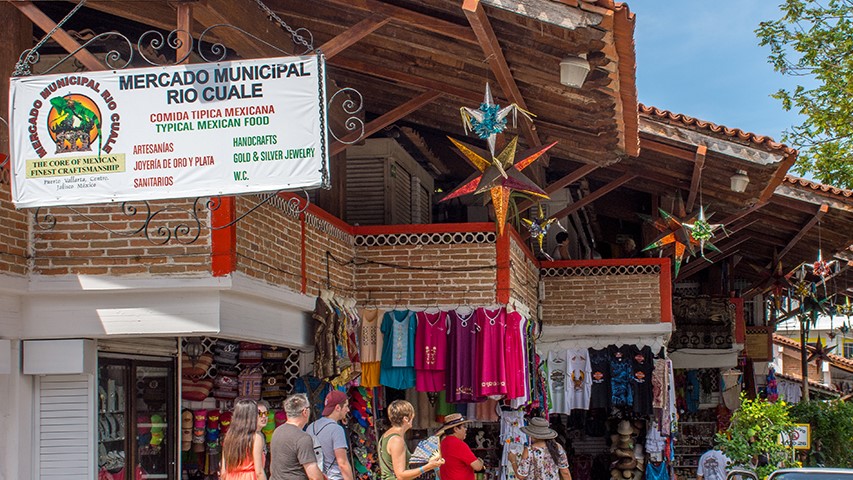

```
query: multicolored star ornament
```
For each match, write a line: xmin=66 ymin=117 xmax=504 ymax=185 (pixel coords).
xmin=838 ymin=296 xmax=853 ymax=318
xmin=640 ymin=200 xmax=724 ymax=277
xmin=807 ymin=335 xmax=837 ymax=372
xmin=460 ymin=83 xmax=534 ymax=156
xmin=441 ymin=136 xmax=555 ymax=235
xmin=522 ymin=204 xmax=565 ymax=259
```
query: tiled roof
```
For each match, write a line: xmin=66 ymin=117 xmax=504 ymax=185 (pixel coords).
xmin=638 ymin=104 xmax=796 ymax=155
xmin=775 ymin=371 xmax=840 ymax=396
xmin=772 ymin=334 xmax=853 ymax=372
xmin=783 ymin=176 xmax=853 ymax=198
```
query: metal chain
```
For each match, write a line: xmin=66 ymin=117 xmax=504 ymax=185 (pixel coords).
xmin=14 ymin=0 xmax=89 ymax=76
xmin=317 ymin=53 xmax=330 ymax=189
xmin=252 ymin=0 xmax=314 ymax=51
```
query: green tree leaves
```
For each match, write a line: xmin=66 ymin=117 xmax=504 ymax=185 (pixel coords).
xmin=756 ymin=0 xmax=853 ymax=188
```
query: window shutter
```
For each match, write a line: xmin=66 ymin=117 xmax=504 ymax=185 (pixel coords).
xmin=36 ymin=374 xmax=94 ymax=480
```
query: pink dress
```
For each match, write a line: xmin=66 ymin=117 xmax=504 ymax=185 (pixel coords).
xmin=415 ymin=310 xmax=448 ymax=392
xmin=504 ymin=311 xmax=527 ymax=400
xmin=476 ymin=307 xmax=507 ymax=398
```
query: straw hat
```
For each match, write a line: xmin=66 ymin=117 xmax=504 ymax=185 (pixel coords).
xmin=438 ymin=413 xmax=472 ymax=434
xmin=520 ymin=417 xmax=557 ymax=440
xmin=617 ymin=420 xmax=633 ymax=435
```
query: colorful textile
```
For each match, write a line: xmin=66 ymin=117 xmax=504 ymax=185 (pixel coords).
xmin=359 ymin=308 xmax=384 ymax=363
xmin=609 ymin=345 xmax=633 ymax=408
xmin=476 ymin=307 xmax=507 ymax=398
xmin=415 ymin=309 xmax=448 ymax=392
xmin=447 ymin=308 xmax=481 ymax=403
xmin=313 ymin=297 xmax=338 ymax=380
xmin=505 ymin=311 xmax=528 ymax=401
xmin=379 ymin=310 xmax=416 ymax=390
xmin=499 ymin=409 xmax=527 ymax=480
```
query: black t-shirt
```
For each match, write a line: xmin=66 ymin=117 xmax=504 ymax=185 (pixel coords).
xmin=630 ymin=345 xmax=654 ymax=415
xmin=588 ymin=347 xmax=611 ymax=410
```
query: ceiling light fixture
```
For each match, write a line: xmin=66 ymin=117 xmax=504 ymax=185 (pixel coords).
xmin=730 ymin=169 xmax=750 ymax=193
xmin=559 ymin=54 xmax=590 ymax=88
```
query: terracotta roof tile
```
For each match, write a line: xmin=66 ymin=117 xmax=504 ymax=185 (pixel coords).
xmin=639 ymin=104 xmax=796 ymax=155
xmin=775 ymin=371 xmax=840 ymax=396
xmin=783 ymin=176 xmax=853 ymax=198
xmin=772 ymin=334 xmax=853 ymax=372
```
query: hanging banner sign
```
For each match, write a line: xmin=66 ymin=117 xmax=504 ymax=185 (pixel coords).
xmin=8 ymin=54 xmax=329 ymax=208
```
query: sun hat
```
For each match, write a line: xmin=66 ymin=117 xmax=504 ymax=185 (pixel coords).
xmin=520 ymin=417 xmax=557 ymax=440
xmin=617 ymin=420 xmax=633 ymax=435
xmin=322 ymin=390 xmax=349 ymax=416
xmin=438 ymin=413 xmax=472 ymax=434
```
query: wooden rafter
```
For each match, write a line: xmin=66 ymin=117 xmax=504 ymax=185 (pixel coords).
xmin=776 ymin=203 xmax=830 ymax=262
xmin=323 ymin=0 xmax=478 ymax=45
xmin=548 ymin=173 xmax=636 ymax=221
xmin=330 ymin=90 xmax=443 ymax=155
xmin=462 ymin=0 xmax=542 ymax=154
xmin=320 ymin=13 xmax=391 ymax=59
xmin=719 ymin=200 xmax=768 ymax=226
xmin=676 ymin=235 xmax=753 ymax=279
xmin=685 ymin=145 xmax=707 ymax=213
xmin=516 ymin=164 xmax=600 ymax=213
xmin=759 ymin=151 xmax=798 ymax=203
xmin=176 ymin=2 xmax=193 ymax=64
xmin=640 ymin=137 xmax=696 ymax=162
xmin=14 ymin=1 xmax=104 ymax=71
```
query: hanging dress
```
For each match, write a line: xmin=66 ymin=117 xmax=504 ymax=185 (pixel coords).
xmin=360 ymin=308 xmax=384 ymax=388
xmin=446 ymin=308 xmax=480 ymax=403
xmin=499 ymin=409 xmax=527 ymax=480
xmin=476 ymin=306 xmax=508 ymax=398
xmin=379 ymin=310 xmax=416 ymax=390
xmin=415 ymin=309 xmax=448 ymax=392
xmin=505 ymin=311 xmax=528 ymax=400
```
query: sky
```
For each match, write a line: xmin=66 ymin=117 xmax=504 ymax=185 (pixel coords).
xmin=630 ymin=1 xmax=809 ymax=144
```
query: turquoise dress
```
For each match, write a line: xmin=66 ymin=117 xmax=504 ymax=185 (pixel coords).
xmin=379 ymin=310 xmax=416 ymax=390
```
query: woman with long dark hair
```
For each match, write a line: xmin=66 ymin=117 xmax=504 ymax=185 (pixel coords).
xmin=508 ymin=417 xmax=572 ymax=480
xmin=221 ymin=399 xmax=268 ymax=480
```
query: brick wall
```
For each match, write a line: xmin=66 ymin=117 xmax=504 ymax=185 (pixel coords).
xmin=540 ymin=260 xmax=665 ymax=325
xmin=509 ymin=229 xmax=539 ymax=314
xmin=0 ymin=167 xmax=28 ymax=276
xmin=351 ymin=226 xmax=498 ymax=307
xmin=234 ymin=195 xmax=305 ymax=291
xmin=31 ymin=199 xmax=211 ymax=275
xmin=303 ymin=210 xmax=355 ymax=296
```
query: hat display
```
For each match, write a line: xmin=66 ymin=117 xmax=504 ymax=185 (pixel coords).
xmin=520 ymin=417 xmax=557 ymax=440
xmin=438 ymin=413 xmax=471 ymax=434
xmin=322 ymin=390 xmax=348 ymax=417
xmin=617 ymin=420 xmax=633 ymax=435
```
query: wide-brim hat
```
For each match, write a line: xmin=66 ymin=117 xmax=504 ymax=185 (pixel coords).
xmin=521 ymin=417 xmax=557 ymax=440
xmin=438 ymin=413 xmax=471 ymax=434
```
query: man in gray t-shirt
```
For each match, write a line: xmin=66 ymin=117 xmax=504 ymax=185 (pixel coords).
xmin=306 ymin=390 xmax=353 ymax=480
xmin=271 ymin=394 xmax=323 ymax=480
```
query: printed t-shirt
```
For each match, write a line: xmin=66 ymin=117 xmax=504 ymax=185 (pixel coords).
xmin=440 ymin=435 xmax=478 ymax=480
xmin=608 ymin=345 xmax=633 ymax=407
xmin=306 ymin=417 xmax=348 ymax=479
xmin=566 ymin=348 xmax=591 ymax=410
xmin=547 ymin=350 xmax=568 ymax=414
xmin=588 ymin=347 xmax=611 ymax=410
xmin=697 ymin=449 xmax=731 ymax=480
xmin=270 ymin=423 xmax=316 ymax=480
xmin=631 ymin=345 xmax=654 ymax=415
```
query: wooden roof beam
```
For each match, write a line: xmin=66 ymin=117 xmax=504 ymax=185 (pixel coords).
xmin=516 ymin=163 xmax=600 ymax=213
xmin=462 ymin=0 xmax=543 ymax=154
xmin=331 ymin=90 xmax=443 ymax=156
xmin=759 ymin=151 xmax=798 ymax=203
xmin=685 ymin=145 xmax=707 ymax=213
xmin=776 ymin=203 xmax=830 ymax=262
xmin=639 ymin=137 xmax=696 ymax=162
xmin=323 ymin=0 xmax=478 ymax=45
xmin=320 ymin=13 xmax=391 ymax=59
xmin=719 ymin=200 xmax=768 ymax=226
xmin=548 ymin=172 xmax=636 ymax=220
xmin=676 ymin=235 xmax=753 ymax=280
xmin=14 ymin=1 xmax=104 ymax=71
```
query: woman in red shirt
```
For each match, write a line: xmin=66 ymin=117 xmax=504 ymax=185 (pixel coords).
xmin=438 ymin=414 xmax=484 ymax=480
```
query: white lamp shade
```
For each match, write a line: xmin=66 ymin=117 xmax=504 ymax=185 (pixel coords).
xmin=730 ymin=170 xmax=750 ymax=193
xmin=560 ymin=56 xmax=590 ymax=88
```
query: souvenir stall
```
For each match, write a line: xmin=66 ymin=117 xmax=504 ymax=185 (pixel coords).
xmin=535 ymin=336 xmax=678 ymax=480
xmin=307 ymin=286 xmax=542 ymax=480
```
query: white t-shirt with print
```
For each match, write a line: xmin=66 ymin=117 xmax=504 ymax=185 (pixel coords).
xmin=565 ymin=348 xmax=591 ymax=410
xmin=547 ymin=350 xmax=568 ymax=414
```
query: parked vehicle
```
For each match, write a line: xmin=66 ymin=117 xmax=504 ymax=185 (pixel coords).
xmin=728 ymin=468 xmax=853 ymax=480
